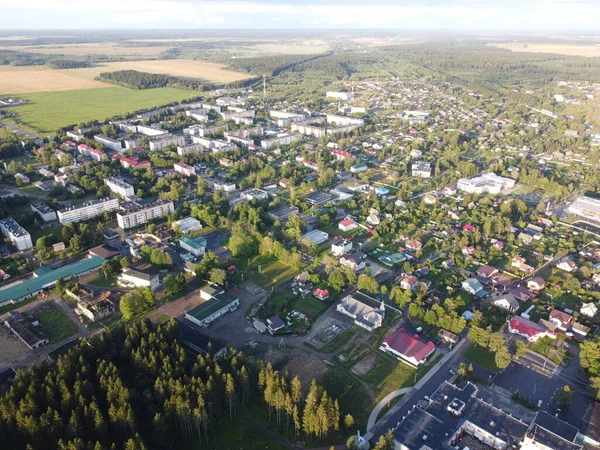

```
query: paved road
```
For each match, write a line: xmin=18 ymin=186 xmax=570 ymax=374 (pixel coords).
xmin=368 ymin=338 xmax=470 ymax=443
xmin=0 ymin=119 xmax=38 ymax=139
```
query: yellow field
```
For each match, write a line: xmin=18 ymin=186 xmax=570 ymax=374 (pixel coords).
xmin=490 ymin=43 xmax=600 ymax=58
xmin=0 ymin=66 xmax=110 ymax=94
xmin=0 ymin=43 xmax=169 ymax=56
xmin=65 ymin=59 xmax=253 ymax=83
xmin=0 ymin=59 xmax=251 ymax=95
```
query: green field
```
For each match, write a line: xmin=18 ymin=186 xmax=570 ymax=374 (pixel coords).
xmin=290 ymin=296 xmax=327 ymax=319
xmin=8 ymin=87 xmax=197 ymax=134
xmin=464 ymin=344 xmax=499 ymax=373
xmin=32 ymin=302 xmax=79 ymax=343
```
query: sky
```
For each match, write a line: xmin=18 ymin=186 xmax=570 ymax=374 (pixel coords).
xmin=0 ymin=0 xmax=598 ymax=30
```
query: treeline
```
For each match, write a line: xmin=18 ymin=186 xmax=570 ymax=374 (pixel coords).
xmin=226 ymin=52 xmax=332 ymax=77
xmin=96 ymin=70 xmax=202 ymax=90
xmin=0 ymin=320 xmax=247 ymax=449
xmin=47 ymin=59 xmax=92 ymax=69
xmin=0 ymin=49 xmax=46 ymax=66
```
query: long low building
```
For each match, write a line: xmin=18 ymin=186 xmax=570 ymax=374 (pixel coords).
xmin=0 ymin=218 xmax=32 ymax=251
xmin=185 ymin=285 xmax=239 ymax=327
xmin=456 ymin=173 xmax=516 ymax=195
xmin=567 ymin=196 xmax=600 ymax=224
xmin=0 ymin=255 xmax=105 ymax=307
xmin=117 ymin=199 xmax=174 ymax=229
xmin=58 ymin=198 xmax=120 ymax=224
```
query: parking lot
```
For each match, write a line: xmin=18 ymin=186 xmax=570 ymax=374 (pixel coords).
xmin=492 ymin=363 xmax=562 ymax=409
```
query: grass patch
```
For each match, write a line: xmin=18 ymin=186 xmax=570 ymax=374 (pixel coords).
xmin=290 ymin=296 xmax=327 ymax=319
xmin=464 ymin=344 xmax=499 ymax=373
xmin=529 ymin=337 xmax=576 ymax=366
xmin=321 ymin=328 xmax=356 ymax=354
xmin=8 ymin=87 xmax=197 ymax=134
xmin=376 ymin=395 xmax=403 ymax=423
xmin=32 ymin=302 xmax=78 ymax=343
xmin=30 ymin=224 xmax=63 ymax=244
xmin=244 ymin=256 xmax=301 ymax=290
xmin=0 ymin=295 xmax=38 ymax=315
xmin=88 ymin=273 xmax=118 ymax=287
xmin=18 ymin=185 xmax=44 ymax=195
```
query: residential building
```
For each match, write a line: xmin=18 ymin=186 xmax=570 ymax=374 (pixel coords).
xmin=240 ymin=188 xmax=268 ymax=202
xmin=380 ymin=328 xmax=435 ymax=366
xmin=411 ymin=160 xmax=432 ymax=178
xmin=339 ymin=219 xmax=358 ymax=232
xmin=180 ymin=235 xmax=207 ymax=257
xmin=104 ymin=177 xmax=135 ymax=198
xmin=58 ymin=198 xmax=119 ymax=224
xmin=302 ymin=230 xmax=329 ymax=245
xmin=74 ymin=291 xmax=114 ymax=322
xmin=549 ymin=309 xmax=573 ymax=331
xmin=149 ymin=134 xmax=185 ymax=151
xmin=405 ymin=239 xmax=422 ymax=252
xmin=581 ymin=302 xmax=598 ymax=318
xmin=336 ymin=292 xmax=385 ymax=332
xmin=174 ymin=162 xmax=196 ymax=177
xmin=3 ymin=312 xmax=49 ymax=349
xmin=268 ymin=205 xmax=299 ymax=222
xmin=350 ymin=162 xmax=367 ymax=173
xmin=314 ymin=288 xmax=329 ymax=301
xmin=30 ymin=203 xmax=57 ymax=222
xmin=177 ymin=143 xmax=205 ymax=156
xmin=326 ymin=91 xmax=351 ymax=100
xmin=305 ymin=191 xmax=334 ymax=206
xmin=527 ymin=277 xmax=546 ymax=291
xmin=512 ymin=255 xmax=535 ymax=273
xmin=260 ymin=132 xmax=301 ymax=150
xmin=462 ymin=278 xmax=484 ymax=296
xmin=331 ymin=239 xmax=352 ymax=256
xmin=14 ymin=173 xmax=30 ymax=184
xmin=118 ymin=268 xmax=160 ymax=290
xmin=185 ymin=285 xmax=239 ymax=327
xmin=116 ymin=199 xmax=174 ymax=229
xmin=267 ymin=315 xmax=285 ymax=334
xmin=94 ymin=135 xmax=123 ymax=152
xmin=120 ymin=157 xmax=151 ymax=170
xmin=173 ymin=217 xmax=202 ymax=235
xmin=136 ymin=124 xmax=167 ymax=137
xmin=557 ymin=260 xmax=577 ymax=272
xmin=0 ymin=218 xmax=32 ymax=251
xmin=340 ymin=252 xmax=366 ymax=271
xmin=489 ymin=292 xmax=519 ymax=312
xmin=456 ymin=173 xmax=516 ymax=194
xmin=508 ymin=316 xmax=556 ymax=342
xmin=399 ymin=275 xmax=418 ymax=291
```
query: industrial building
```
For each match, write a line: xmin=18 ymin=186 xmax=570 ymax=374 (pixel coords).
xmin=456 ymin=173 xmax=516 ymax=195
xmin=184 ymin=285 xmax=239 ymax=327
xmin=567 ymin=196 xmax=600 ymax=223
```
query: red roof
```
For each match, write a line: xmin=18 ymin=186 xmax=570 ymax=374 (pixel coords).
xmin=91 ymin=149 xmax=103 ymax=155
xmin=509 ymin=316 xmax=552 ymax=338
xmin=463 ymin=224 xmax=476 ymax=232
xmin=314 ymin=288 xmax=329 ymax=298
xmin=331 ymin=149 xmax=352 ymax=158
xmin=78 ymin=144 xmax=91 ymax=150
xmin=340 ymin=219 xmax=355 ymax=227
xmin=384 ymin=328 xmax=435 ymax=362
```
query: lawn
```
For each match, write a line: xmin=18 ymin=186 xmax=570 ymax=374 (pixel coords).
xmin=320 ymin=328 xmax=356 ymax=353
xmin=245 ymin=256 xmax=301 ymax=290
xmin=30 ymin=224 xmax=63 ymax=244
xmin=32 ymin=302 xmax=79 ymax=343
xmin=290 ymin=296 xmax=327 ymax=319
xmin=529 ymin=337 xmax=576 ymax=366
xmin=18 ymin=185 xmax=44 ymax=195
xmin=8 ymin=87 xmax=197 ymax=134
xmin=464 ymin=344 xmax=499 ymax=373
xmin=88 ymin=273 xmax=119 ymax=288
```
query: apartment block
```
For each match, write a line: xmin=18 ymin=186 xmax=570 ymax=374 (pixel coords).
xmin=0 ymin=218 xmax=32 ymax=251
xmin=117 ymin=199 xmax=174 ymax=229
xmin=58 ymin=198 xmax=120 ymax=224
xmin=104 ymin=177 xmax=135 ymax=198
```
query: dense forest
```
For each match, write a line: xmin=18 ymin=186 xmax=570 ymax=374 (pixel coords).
xmin=0 ymin=319 xmax=346 ymax=449
xmin=0 ymin=50 xmax=47 ymax=66
xmin=47 ymin=59 xmax=92 ymax=69
xmin=96 ymin=70 xmax=203 ymax=90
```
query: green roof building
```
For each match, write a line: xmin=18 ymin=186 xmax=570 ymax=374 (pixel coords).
xmin=0 ymin=255 xmax=105 ymax=307
xmin=180 ymin=235 xmax=207 ymax=257
xmin=185 ymin=285 xmax=239 ymax=327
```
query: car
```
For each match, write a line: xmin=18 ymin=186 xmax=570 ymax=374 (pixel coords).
xmin=415 ymin=327 xmax=423 ymax=333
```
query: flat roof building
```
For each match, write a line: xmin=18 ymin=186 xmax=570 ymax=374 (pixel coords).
xmin=0 ymin=218 xmax=32 ymax=251
xmin=58 ymin=198 xmax=119 ymax=224
xmin=457 ymin=173 xmax=516 ymax=195
xmin=185 ymin=285 xmax=239 ymax=327
xmin=30 ymin=203 xmax=57 ymax=222
xmin=116 ymin=199 xmax=174 ymax=230
xmin=104 ymin=177 xmax=135 ymax=199
xmin=568 ymin=196 xmax=600 ymax=224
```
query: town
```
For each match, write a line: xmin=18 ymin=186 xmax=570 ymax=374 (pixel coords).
xmin=1 ymin=33 xmax=600 ymax=450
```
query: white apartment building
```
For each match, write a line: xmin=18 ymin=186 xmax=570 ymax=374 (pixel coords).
xmin=326 ymin=91 xmax=352 ymax=100
xmin=117 ymin=199 xmax=174 ymax=229
xmin=174 ymin=162 xmax=196 ymax=177
xmin=183 ymin=124 xmax=227 ymax=137
xmin=94 ymin=135 xmax=123 ymax=152
xmin=0 ymin=218 xmax=32 ymax=251
xmin=149 ymin=134 xmax=186 ymax=151
xmin=30 ymin=203 xmax=57 ymax=222
xmin=185 ymin=109 xmax=209 ymax=122
xmin=104 ymin=177 xmax=135 ymax=199
xmin=260 ymin=133 xmax=302 ymax=150
xmin=412 ymin=161 xmax=432 ymax=178
xmin=136 ymin=124 xmax=167 ymax=137
xmin=177 ymin=143 xmax=205 ymax=156
xmin=456 ymin=173 xmax=516 ymax=195
xmin=58 ymin=198 xmax=119 ymax=224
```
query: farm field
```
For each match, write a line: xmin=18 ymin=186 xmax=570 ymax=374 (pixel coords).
xmin=65 ymin=59 xmax=253 ymax=84
xmin=0 ymin=43 xmax=169 ymax=56
xmin=489 ymin=42 xmax=600 ymax=58
xmin=7 ymin=87 xmax=197 ymax=134
xmin=0 ymin=66 xmax=110 ymax=94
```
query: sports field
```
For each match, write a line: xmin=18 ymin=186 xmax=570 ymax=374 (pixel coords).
xmin=8 ymin=87 xmax=197 ymax=134
xmin=490 ymin=42 xmax=600 ymax=58
xmin=0 ymin=60 xmax=251 ymax=95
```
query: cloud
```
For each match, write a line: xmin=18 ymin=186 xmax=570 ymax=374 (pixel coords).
xmin=0 ymin=0 xmax=597 ymax=29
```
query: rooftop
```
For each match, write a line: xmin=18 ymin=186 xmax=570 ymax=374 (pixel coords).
xmin=0 ymin=218 xmax=29 ymax=237
xmin=186 ymin=292 xmax=238 ymax=322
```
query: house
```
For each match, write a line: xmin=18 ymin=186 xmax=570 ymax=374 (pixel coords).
xmin=118 ymin=268 xmax=160 ymax=290
xmin=489 ymin=292 xmax=519 ymax=312
xmin=268 ymin=205 xmax=299 ymax=222
xmin=185 ymin=285 xmax=239 ymax=327
xmin=406 ymin=239 xmax=422 ymax=252
xmin=572 ymin=322 xmax=590 ymax=337
xmin=331 ymin=239 xmax=352 ymax=257
xmin=512 ymin=256 xmax=534 ymax=273
xmin=509 ymin=286 xmax=533 ymax=303
xmin=340 ymin=252 xmax=366 ymax=271
xmin=173 ymin=217 xmax=203 ymax=235
xmin=462 ymin=278 xmax=485 ymax=296
xmin=527 ymin=277 xmax=546 ymax=291
xmin=314 ymin=288 xmax=329 ymax=301
xmin=443 ymin=185 xmax=457 ymax=196
xmin=75 ymin=291 xmax=114 ymax=322
xmin=380 ymin=328 xmax=435 ymax=366
xmin=301 ymin=230 xmax=329 ymax=245
xmin=508 ymin=316 xmax=556 ymax=342
xmin=477 ymin=264 xmax=499 ymax=280
xmin=463 ymin=224 xmax=476 ymax=233
xmin=350 ymin=162 xmax=367 ymax=173
xmin=337 ymin=292 xmax=385 ymax=331
xmin=437 ymin=329 xmax=459 ymax=345
xmin=581 ymin=302 xmax=598 ymax=318
xmin=400 ymin=275 xmax=418 ymax=291
xmin=367 ymin=212 xmax=380 ymax=226
xmin=267 ymin=315 xmax=286 ymax=334
xmin=462 ymin=246 xmax=476 ymax=257
xmin=557 ymin=260 xmax=577 ymax=272
xmin=549 ymin=309 xmax=573 ymax=331
xmin=339 ymin=219 xmax=358 ymax=232
xmin=518 ymin=232 xmax=534 ymax=245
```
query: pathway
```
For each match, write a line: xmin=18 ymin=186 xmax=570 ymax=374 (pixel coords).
xmin=0 ymin=119 xmax=38 ymax=139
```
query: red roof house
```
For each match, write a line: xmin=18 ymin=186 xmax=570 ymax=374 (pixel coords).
xmin=314 ymin=288 xmax=330 ymax=301
xmin=508 ymin=316 xmax=556 ymax=342
xmin=339 ymin=219 xmax=358 ymax=232
xmin=380 ymin=328 xmax=435 ymax=366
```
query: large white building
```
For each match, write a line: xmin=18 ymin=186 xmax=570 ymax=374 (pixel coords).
xmin=326 ymin=91 xmax=352 ymax=100
xmin=117 ymin=199 xmax=174 ymax=229
xmin=185 ymin=285 xmax=239 ymax=327
xmin=58 ymin=198 xmax=119 ymax=224
xmin=136 ymin=124 xmax=167 ymax=137
xmin=94 ymin=135 xmax=123 ymax=152
xmin=456 ymin=173 xmax=516 ymax=195
xmin=412 ymin=161 xmax=432 ymax=178
xmin=149 ymin=134 xmax=186 ymax=151
xmin=118 ymin=268 xmax=160 ymax=290
xmin=180 ymin=235 xmax=207 ymax=257
xmin=173 ymin=217 xmax=203 ymax=234
xmin=0 ymin=218 xmax=32 ymax=251
xmin=567 ymin=196 xmax=600 ymax=223
xmin=30 ymin=203 xmax=57 ymax=222
xmin=336 ymin=292 xmax=385 ymax=332
xmin=174 ymin=162 xmax=196 ymax=177
xmin=104 ymin=177 xmax=135 ymax=199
